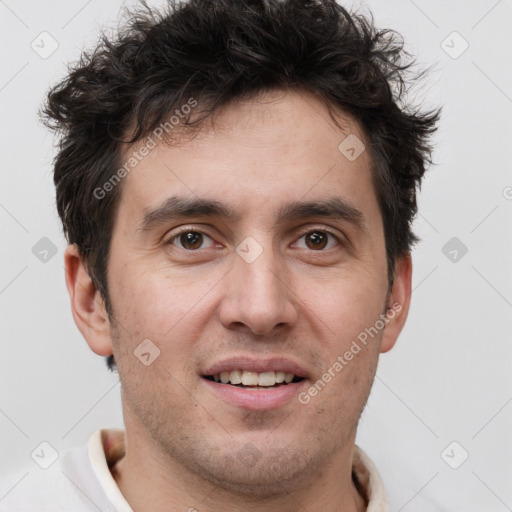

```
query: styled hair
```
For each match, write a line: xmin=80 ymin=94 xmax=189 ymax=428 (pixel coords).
xmin=42 ymin=0 xmax=440 ymax=371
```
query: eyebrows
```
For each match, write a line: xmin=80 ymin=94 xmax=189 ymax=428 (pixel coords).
xmin=137 ymin=195 xmax=366 ymax=234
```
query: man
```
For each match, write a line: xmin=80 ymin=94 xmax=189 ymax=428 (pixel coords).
xmin=3 ymin=0 xmax=439 ymax=510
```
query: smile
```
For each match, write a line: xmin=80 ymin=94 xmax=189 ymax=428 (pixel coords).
xmin=204 ymin=370 xmax=303 ymax=388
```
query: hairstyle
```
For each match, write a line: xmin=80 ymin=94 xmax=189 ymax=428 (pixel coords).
xmin=42 ymin=0 xmax=440 ymax=371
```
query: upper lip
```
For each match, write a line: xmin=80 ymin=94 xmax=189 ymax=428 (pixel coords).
xmin=202 ymin=356 xmax=310 ymax=379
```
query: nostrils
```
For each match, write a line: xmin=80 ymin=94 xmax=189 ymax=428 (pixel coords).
xmin=218 ymin=287 xmax=298 ymax=335
xmin=217 ymin=257 xmax=298 ymax=335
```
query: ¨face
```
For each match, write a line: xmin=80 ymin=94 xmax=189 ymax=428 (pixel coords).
xmin=106 ymin=89 xmax=391 ymax=491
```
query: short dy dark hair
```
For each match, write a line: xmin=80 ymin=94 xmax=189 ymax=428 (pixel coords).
xmin=42 ymin=0 xmax=440 ymax=371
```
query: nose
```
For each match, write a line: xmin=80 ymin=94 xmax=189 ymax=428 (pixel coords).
xmin=218 ymin=246 xmax=298 ymax=336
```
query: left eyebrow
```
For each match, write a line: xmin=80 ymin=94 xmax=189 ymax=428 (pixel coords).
xmin=276 ymin=197 xmax=366 ymax=232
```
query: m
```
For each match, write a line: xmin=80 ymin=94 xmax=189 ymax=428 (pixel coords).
xmin=3 ymin=0 xmax=439 ymax=510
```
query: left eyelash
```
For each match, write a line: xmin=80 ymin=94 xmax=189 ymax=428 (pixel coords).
xmin=296 ymin=227 xmax=341 ymax=243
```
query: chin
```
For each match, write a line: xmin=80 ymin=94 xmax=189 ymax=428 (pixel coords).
xmin=188 ymin=445 xmax=328 ymax=498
